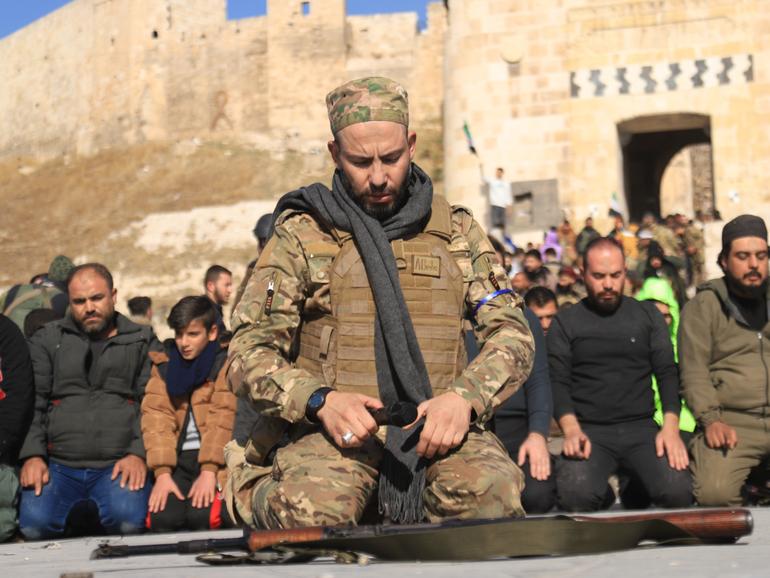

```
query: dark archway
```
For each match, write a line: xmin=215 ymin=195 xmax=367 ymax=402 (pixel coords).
xmin=619 ymin=113 xmax=715 ymax=222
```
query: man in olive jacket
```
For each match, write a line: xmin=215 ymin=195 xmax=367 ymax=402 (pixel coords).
xmin=679 ymin=215 xmax=770 ymax=506
xmin=18 ymin=264 xmax=161 ymax=540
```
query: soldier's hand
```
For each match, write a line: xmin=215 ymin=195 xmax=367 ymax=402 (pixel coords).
xmin=20 ymin=457 xmax=49 ymax=497
xmin=705 ymin=421 xmax=738 ymax=450
xmin=407 ymin=392 xmax=471 ymax=460
xmin=518 ymin=432 xmax=551 ymax=481
xmin=148 ymin=472 xmax=185 ymax=513
xmin=111 ymin=454 xmax=148 ymax=491
xmin=317 ymin=392 xmax=383 ymax=449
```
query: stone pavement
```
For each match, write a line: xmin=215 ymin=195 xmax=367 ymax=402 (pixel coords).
xmin=1 ymin=509 xmax=767 ymax=578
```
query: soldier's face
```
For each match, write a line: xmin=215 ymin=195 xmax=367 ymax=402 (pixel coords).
xmin=329 ymin=121 xmax=416 ymax=221
xmin=721 ymin=236 xmax=769 ymax=298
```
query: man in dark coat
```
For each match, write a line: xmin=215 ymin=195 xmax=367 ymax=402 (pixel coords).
xmin=18 ymin=263 xmax=160 ymax=540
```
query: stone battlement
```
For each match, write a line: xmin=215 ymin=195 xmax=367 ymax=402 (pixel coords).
xmin=0 ymin=0 xmax=446 ymax=161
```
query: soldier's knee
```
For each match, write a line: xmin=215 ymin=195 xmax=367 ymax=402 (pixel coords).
xmin=254 ymin=478 xmax=363 ymax=529
xmin=425 ymin=463 xmax=525 ymax=520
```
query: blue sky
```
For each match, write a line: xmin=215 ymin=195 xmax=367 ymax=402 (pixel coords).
xmin=0 ymin=1 xmax=433 ymax=40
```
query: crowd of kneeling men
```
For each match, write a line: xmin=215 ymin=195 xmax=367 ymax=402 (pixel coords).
xmin=0 ymin=210 xmax=767 ymax=541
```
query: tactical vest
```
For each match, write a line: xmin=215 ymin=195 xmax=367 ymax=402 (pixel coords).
xmin=295 ymin=196 xmax=472 ymax=399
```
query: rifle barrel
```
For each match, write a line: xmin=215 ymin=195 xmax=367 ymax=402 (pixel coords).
xmin=91 ymin=536 xmax=247 ymax=559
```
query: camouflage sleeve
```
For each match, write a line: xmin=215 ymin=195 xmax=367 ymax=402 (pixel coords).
xmin=450 ymin=219 xmax=534 ymax=424
xmin=227 ymin=216 xmax=326 ymax=423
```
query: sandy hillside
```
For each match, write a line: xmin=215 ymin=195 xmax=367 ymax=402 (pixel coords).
xmin=0 ymin=131 xmax=443 ymax=336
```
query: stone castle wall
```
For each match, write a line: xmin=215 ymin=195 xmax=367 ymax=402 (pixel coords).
xmin=0 ymin=0 xmax=446 ymax=161
xmin=443 ymin=0 xmax=770 ymax=245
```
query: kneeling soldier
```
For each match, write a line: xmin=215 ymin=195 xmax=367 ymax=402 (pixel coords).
xmin=226 ymin=77 xmax=534 ymax=528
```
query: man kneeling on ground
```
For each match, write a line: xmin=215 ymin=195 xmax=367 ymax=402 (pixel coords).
xmin=226 ymin=77 xmax=534 ymax=528
xmin=680 ymin=215 xmax=770 ymax=506
xmin=18 ymin=264 xmax=160 ymax=539
xmin=548 ymin=238 xmax=691 ymax=511
xmin=142 ymin=296 xmax=236 ymax=532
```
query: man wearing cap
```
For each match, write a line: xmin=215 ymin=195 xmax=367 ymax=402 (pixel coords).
xmin=680 ymin=214 xmax=770 ymax=506
xmin=226 ymin=77 xmax=534 ymax=529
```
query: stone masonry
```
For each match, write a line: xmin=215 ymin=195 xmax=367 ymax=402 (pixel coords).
xmin=0 ymin=0 xmax=446 ymax=161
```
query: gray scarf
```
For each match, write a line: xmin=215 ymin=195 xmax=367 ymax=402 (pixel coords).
xmin=273 ymin=163 xmax=434 ymax=523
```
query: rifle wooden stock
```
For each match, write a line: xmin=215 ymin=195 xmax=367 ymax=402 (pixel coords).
xmin=573 ymin=508 xmax=753 ymax=542
xmin=247 ymin=526 xmax=327 ymax=551
xmin=244 ymin=508 xmax=753 ymax=552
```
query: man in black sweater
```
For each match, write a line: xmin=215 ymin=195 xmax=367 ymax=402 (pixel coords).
xmin=548 ymin=238 xmax=691 ymax=511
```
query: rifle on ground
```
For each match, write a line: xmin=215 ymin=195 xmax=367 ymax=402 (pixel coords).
xmin=91 ymin=508 xmax=753 ymax=563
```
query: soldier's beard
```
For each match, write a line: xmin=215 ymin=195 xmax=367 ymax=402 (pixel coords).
xmin=339 ymin=169 xmax=411 ymax=222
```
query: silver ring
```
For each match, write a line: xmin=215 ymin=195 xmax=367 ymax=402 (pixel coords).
xmin=342 ymin=431 xmax=355 ymax=444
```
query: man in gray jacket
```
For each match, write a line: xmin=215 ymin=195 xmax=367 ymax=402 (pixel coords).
xmin=680 ymin=215 xmax=770 ymax=506
xmin=18 ymin=263 xmax=160 ymax=540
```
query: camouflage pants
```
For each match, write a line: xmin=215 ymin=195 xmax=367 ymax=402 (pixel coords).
xmin=245 ymin=429 xmax=524 ymax=529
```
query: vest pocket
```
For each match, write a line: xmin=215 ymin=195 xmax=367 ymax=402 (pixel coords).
xmin=308 ymin=256 xmax=333 ymax=284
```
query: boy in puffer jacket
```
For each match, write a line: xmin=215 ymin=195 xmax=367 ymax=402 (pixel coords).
xmin=141 ymin=296 xmax=236 ymax=532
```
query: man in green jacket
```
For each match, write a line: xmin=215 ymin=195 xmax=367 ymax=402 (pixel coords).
xmin=17 ymin=263 xmax=161 ymax=539
xmin=679 ymin=214 xmax=770 ymax=506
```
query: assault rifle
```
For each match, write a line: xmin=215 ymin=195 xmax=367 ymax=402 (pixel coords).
xmin=91 ymin=508 xmax=753 ymax=563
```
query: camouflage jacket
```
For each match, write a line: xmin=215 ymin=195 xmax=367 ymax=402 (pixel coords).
xmin=228 ymin=202 xmax=534 ymax=428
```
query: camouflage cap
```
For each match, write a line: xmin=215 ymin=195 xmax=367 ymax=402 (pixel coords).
xmin=326 ymin=77 xmax=409 ymax=134
xmin=48 ymin=255 xmax=74 ymax=283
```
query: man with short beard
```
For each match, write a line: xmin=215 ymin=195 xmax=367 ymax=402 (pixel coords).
xmin=204 ymin=265 xmax=233 ymax=333
xmin=18 ymin=263 xmax=160 ymax=540
xmin=680 ymin=214 xmax=770 ymax=506
xmin=523 ymin=249 xmax=557 ymax=292
xmin=226 ymin=77 xmax=534 ymax=529
xmin=547 ymin=238 xmax=691 ymax=511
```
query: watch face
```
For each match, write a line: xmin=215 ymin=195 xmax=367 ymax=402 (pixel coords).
xmin=308 ymin=389 xmax=326 ymax=412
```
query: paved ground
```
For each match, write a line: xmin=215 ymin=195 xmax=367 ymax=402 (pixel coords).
xmin=1 ymin=508 xmax=767 ymax=578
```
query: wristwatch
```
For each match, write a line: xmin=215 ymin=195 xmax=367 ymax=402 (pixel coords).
xmin=305 ymin=387 xmax=334 ymax=423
